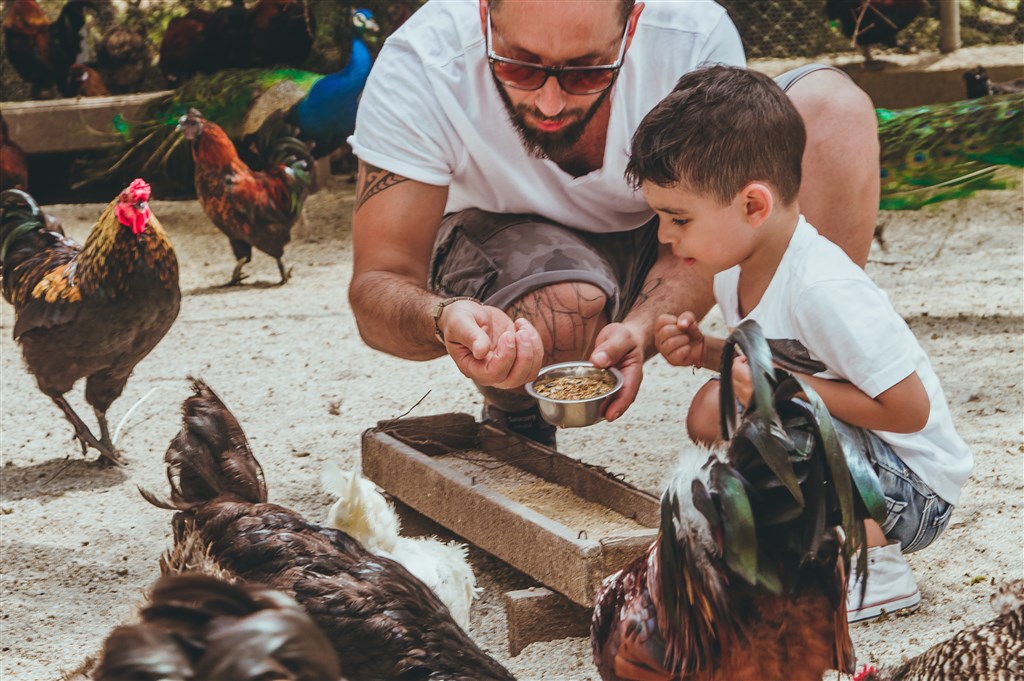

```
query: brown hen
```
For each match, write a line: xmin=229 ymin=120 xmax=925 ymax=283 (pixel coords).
xmin=0 ymin=181 xmax=180 ymax=464
xmin=177 ymin=108 xmax=314 ymax=285
xmin=592 ymin=320 xmax=887 ymax=681
xmin=141 ymin=379 xmax=516 ymax=681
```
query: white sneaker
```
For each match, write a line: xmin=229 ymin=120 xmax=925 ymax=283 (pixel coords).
xmin=846 ymin=542 xmax=922 ymax=623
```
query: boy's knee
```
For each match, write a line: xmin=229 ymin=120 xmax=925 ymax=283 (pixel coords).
xmin=687 ymin=379 xmax=721 ymax=446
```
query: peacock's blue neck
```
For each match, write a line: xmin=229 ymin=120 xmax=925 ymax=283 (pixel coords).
xmin=294 ymin=36 xmax=373 ymax=134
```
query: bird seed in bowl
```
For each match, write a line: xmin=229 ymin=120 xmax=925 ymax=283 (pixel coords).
xmin=533 ymin=374 xmax=616 ymax=401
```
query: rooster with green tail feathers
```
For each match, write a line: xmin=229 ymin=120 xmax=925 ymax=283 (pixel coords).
xmin=74 ymin=7 xmax=380 ymax=192
xmin=878 ymin=92 xmax=1023 ymax=210
xmin=177 ymin=108 xmax=314 ymax=286
xmin=592 ymin=320 xmax=886 ymax=681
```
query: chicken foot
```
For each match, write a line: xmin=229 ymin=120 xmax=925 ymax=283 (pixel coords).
xmin=51 ymin=396 xmax=124 ymax=466
xmin=275 ymin=258 xmax=292 ymax=285
xmin=225 ymin=256 xmax=252 ymax=287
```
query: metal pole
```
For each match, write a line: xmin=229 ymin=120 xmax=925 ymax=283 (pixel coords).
xmin=939 ymin=0 xmax=961 ymax=54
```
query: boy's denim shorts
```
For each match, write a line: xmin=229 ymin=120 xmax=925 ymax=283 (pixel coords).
xmin=831 ymin=418 xmax=954 ymax=553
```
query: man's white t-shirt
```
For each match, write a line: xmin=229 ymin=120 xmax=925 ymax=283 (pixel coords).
xmin=350 ymin=0 xmax=745 ymax=232
xmin=713 ymin=217 xmax=973 ymax=505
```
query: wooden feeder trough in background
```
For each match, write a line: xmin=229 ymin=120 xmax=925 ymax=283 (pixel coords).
xmin=361 ymin=412 xmax=660 ymax=654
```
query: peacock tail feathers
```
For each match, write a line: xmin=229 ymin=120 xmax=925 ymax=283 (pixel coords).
xmin=72 ymin=68 xmax=325 ymax=192
xmin=878 ymin=93 xmax=1024 ymax=210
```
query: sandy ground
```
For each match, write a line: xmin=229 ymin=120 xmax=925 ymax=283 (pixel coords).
xmin=0 ymin=179 xmax=1021 ymax=680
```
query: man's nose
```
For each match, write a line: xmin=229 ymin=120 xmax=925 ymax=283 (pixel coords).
xmin=534 ymin=74 xmax=567 ymax=118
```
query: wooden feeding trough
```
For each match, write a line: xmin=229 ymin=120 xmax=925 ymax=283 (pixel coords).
xmin=0 ymin=92 xmax=171 ymax=154
xmin=361 ymin=412 xmax=660 ymax=652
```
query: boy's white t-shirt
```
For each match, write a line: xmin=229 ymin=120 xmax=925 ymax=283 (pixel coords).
xmin=713 ymin=217 xmax=972 ymax=505
xmin=349 ymin=0 xmax=745 ymax=232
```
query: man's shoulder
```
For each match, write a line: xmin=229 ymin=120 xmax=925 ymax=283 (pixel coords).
xmin=385 ymin=0 xmax=480 ymax=67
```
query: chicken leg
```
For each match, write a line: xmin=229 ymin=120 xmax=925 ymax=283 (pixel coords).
xmin=51 ymin=396 xmax=124 ymax=466
xmin=226 ymin=255 xmax=251 ymax=286
xmin=275 ymin=257 xmax=291 ymax=285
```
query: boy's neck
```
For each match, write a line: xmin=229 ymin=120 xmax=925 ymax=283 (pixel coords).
xmin=738 ymin=202 xmax=801 ymax=317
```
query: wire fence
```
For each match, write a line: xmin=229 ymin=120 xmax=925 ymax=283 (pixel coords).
xmin=720 ymin=0 xmax=1022 ymax=59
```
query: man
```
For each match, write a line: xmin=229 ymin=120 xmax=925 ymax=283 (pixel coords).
xmin=348 ymin=0 xmax=879 ymax=445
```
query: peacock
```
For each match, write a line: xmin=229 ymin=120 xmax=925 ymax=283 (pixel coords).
xmin=73 ymin=7 xmax=380 ymax=192
xmin=877 ymin=92 xmax=1023 ymax=210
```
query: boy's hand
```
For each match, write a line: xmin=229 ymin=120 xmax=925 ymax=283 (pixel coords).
xmin=731 ymin=355 xmax=753 ymax=407
xmin=655 ymin=311 xmax=705 ymax=367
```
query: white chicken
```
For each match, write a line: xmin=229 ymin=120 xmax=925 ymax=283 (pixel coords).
xmin=322 ymin=462 xmax=481 ymax=631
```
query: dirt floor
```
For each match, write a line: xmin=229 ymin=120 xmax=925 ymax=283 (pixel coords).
xmin=0 ymin=179 xmax=1021 ymax=680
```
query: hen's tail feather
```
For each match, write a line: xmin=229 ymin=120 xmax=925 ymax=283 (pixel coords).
xmin=141 ymin=379 xmax=267 ymax=511
xmin=0 ymin=189 xmax=45 ymax=263
xmin=94 ymin=573 xmax=343 ymax=681
xmin=658 ymin=460 xmax=733 ymax=676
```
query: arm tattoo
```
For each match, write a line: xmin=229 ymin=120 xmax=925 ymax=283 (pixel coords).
xmin=634 ymin=277 xmax=663 ymax=306
xmin=354 ymin=162 xmax=410 ymax=212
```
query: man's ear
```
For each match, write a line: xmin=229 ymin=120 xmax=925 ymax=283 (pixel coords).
xmin=478 ymin=0 xmax=489 ymax=38
xmin=743 ymin=182 xmax=774 ymax=228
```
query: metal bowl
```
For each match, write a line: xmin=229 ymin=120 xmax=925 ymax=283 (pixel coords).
xmin=525 ymin=361 xmax=624 ymax=428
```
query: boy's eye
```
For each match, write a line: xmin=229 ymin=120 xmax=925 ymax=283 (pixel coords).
xmin=671 ymin=218 xmax=689 ymax=226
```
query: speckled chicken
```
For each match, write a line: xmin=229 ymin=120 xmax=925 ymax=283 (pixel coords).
xmin=592 ymin=320 xmax=886 ymax=681
xmin=858 ymin=579 xmax=1024 ymax=681
xmin=322 ymin=462 xmax=481 ymax=631
xmin=94 ymin=573 xmax=346 ymax=681
xmin=0 ymin=181 xmax=179 ymax=464
xmin=177 ymin=107 xmax=314 ymax=285
xmin=142 ymin=379 xmax=516 ymax=681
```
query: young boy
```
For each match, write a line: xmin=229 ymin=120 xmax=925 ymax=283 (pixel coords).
xmin=626 ymin=65 xmax=972 ymax=623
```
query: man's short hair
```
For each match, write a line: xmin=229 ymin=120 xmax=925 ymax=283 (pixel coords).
xmin=490 ymin=0 xmax=636 ymax=25
xmin=626 ymin=65 xmax=806 ymax=205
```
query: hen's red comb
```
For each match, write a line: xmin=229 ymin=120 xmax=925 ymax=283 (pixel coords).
xmin=125 ymin=178 xmax=151 ymax=203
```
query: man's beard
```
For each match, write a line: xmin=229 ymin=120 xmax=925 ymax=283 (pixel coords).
xmin=495 ymin=77 xmax=611 ymax=161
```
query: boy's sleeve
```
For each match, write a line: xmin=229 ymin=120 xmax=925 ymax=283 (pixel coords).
xmin=792 ymin=279 xmax=918 ymax=398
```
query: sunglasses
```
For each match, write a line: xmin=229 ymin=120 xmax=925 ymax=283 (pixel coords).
xmin=486 ymin=4 xmax=629 ymax=96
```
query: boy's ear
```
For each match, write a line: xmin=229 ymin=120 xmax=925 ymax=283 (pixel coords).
xmin=742 ymin=182 xmax=774 ymax=228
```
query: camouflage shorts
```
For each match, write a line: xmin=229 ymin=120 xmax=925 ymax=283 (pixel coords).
xmin=429 ymin=210 xmax=660 ymax=323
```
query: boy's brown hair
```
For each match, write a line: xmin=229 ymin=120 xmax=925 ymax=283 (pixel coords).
xmin=626 ymin=65 xmax=806 ymax=205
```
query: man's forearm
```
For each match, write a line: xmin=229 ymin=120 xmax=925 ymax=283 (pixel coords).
xmin=623 ymin=250 xmax=715 ymax=357
xmin=349 ymin=271 xmax=446 ymax=360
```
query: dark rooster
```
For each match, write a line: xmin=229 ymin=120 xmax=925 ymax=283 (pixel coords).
xmin=94 ymin=22 xmax=150 ymax=94
xmin=857 ymin=579 xmax=1024 ymax=680
xmin=592 ymin=320 xmax=887 ymax=681
xmin=158 ymin=0 xmax=248 ymax=87
xmin=177 ymin=108 xmax=314 ymax=285
xmin=826 ymin=0 xmax=927 ymax=63
xmin=964 ymin=65 xmax=1024 ymax=99
xmin=141 ymin=379 xmax=516 ymax=681
xmin=0 ymin=113 xmax=29 ymax=191
xmin=77 ymin=8 xmax=379 ymax=192
xmin=246 ymin=0 xmax=316 ymax=68
xmin=2 ymin=0 xmax=97 ymax=98
xmin=0 ymin=181 xmax=180 ymax=464
xmin=95 ymin=573 xmax=346 ymax=681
